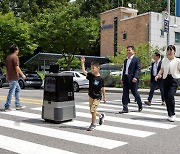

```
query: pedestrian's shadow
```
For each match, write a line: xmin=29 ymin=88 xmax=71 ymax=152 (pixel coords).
xmin=115 ymin=110 xmax=139 ymax=114
xmin=59 ymin=125 xmax=87 ymax=131
xmin=22 ymin=118 xmax=88 ymax=130
xmin=97 ymin=110 xmax=119 ymax=113
xmin=131 ymin=117 xmax=168 ymax=122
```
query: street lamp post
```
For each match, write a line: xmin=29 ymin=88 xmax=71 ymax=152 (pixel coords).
xmin=167 ymin=0 xmax=170 ymax=46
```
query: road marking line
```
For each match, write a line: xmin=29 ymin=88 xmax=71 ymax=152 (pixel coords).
xmin=32 ymin=107 xmax=176 ymax=129
xmin=0 ymin=112 xmax=127 ymax=149
xmin=0 ymin=109 xmax=154 ymax=137
xmin=79 ymin=102 xmax=180 ymax=116
xmin=0 ymin=97 xmax=42 ymax=105
xmin=75 ymin=105 xmax=180 ymax=121
xmin=128 ymin=103 xmax=180 ymax=111
xmin=0 ymin=134 xmax=76 ymax=154
xmin=65 ymin=120 xmax=154 ymax=137
xmin=127 ymin=112 xmax=179 ymax=121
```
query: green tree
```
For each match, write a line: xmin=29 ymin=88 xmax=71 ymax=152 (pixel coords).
xmin=76 ymin=0 xmax=113 ymax=18
xmin=111 ymin=43 xmax=153 ymax=69
xmin=0 ymin=12 xmax=37 ymax=64
xmin=30 ymin=4 xmax=99 ymax=70
xmin=56 ymin=57 xmax=81 ymax=70
xmin=0 ymin=0 xmax=71 ymax=22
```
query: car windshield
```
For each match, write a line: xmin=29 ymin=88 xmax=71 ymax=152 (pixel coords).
xmin=63 ymin=71 xmax=85 ymax=78
xmin=25 ymin=72 xmax=40 ymax=78
xmin=101 ymin=64 xmax=120 ymax=71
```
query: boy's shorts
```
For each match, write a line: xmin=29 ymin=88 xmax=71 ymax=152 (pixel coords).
xmin=89 ymin=97 xmax=100 ymax=112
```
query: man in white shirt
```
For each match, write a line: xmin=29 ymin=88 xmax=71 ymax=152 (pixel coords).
xmin=120 ymin=46 xmax=142 ymax=113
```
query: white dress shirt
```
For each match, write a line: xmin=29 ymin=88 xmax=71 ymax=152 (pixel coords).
xmin=161 ymin=57 xmax=180 ymax=79
xmin=125 ymin=55 xmax=134 ymax=75
xmin=153 ymin=61 xmax=159 ymax=76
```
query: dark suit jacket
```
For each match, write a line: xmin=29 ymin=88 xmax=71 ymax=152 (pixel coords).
xmin=150 ymin=61 xmax=162 ymax=82
xmin=122 ymin=56 xmax=141 ymax=83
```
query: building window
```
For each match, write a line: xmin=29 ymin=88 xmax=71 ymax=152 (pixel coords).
xmin=175 ymin=32 xmax=180 ymax=44
xmin=123 ymin=32 xmax=127 ymax=40
xmin=123 ymin=15 xmax=129 ymax=19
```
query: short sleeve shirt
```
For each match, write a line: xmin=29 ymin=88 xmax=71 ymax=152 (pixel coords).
xmin=5 ymin=54 xmax=19 ymax=80
xmin=87 ymin=72 xmax=104 ymax=99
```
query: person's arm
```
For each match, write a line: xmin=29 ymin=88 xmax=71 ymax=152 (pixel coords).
xmin=5 ymin=67 xmax=8 ymax=82
xmin=133 ymin=58 xmax=140 ymax=83
xmin=81 ymin=56 xmax=87 ymax=76
xmin=102 ymin=87 xmax=106 ymax=103
xmin=15 ymin=66 xmax=26 ymax=79
xmin=155 ymin=68 xmax=164 ymax=81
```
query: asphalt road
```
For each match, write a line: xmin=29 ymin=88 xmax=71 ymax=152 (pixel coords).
xmin=0 ymin=87 xmax=180 ymax=154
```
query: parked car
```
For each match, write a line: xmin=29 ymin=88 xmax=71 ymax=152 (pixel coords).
xmin=100 ymin=63 xmax=122 ymax=76
xmin=1 ymin=71 xmax=43 ymax=89
xmin=62 ymin=71 xmax=89 ymax=92
xmin=141 ymin=66 xmax=151 ymax=74
xmin=19 ymin=71 xmax=43 ymax=89
xmin=0 ymin=69 xmax=6 ymax=88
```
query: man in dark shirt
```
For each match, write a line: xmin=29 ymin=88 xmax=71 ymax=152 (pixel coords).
xmin=121 ymin=46 xmax=142 ymax=113
xmin=4 ymin=44 xmax=26 ymax=111
xmin=144 ymin=52 xmax=165 ymax=106
xmin=81 ymin=56 xmax=106 ymax=131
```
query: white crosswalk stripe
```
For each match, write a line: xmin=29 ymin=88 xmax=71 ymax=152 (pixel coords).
xmin=0 ymin=135 xmax=76 ymax=154
xmin=0 ymin=97 xmax=179 ymax=153
xmin=76 ymin=102 xmax=180 ymax=117
xmin=32 ymin=107 xmax=177 ymax=129
xmin=1 ymin=110 xmax=154 ymax=137
xmin=0 ymin=111 xmax=127 ymax=149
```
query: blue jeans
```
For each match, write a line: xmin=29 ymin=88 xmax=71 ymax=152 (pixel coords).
xmin=5 ymin=80 xmax=21 ymax=108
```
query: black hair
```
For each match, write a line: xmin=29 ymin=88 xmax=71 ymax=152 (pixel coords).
xmin=10 ymin=44 xmax=18 ymax=53
xmin=167 ymin=45 xmax=176 ymax=52
xmin=91 ymin=61 xmax=100 ymax=68
xmin=154 ymin=52 xmax=160 ymax=58
xmin=127 ymin=45 xmax=135 ymax=51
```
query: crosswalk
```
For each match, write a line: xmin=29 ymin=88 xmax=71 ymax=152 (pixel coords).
xmin=0 ymin=97 xmax=180 ymax=153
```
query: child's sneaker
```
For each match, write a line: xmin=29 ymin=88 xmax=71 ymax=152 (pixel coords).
xmin=4 ymin=107 xmax=16 ymax=112
xmin=99 ymin=113 xmax=105 ymax=125
xmin=15 ymin=105 xmax=26 ymax=110
xmin=87 ymin=123 xmax=96 ymax=131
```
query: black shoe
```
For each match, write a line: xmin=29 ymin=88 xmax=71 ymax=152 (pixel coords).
xmin=138 ymin=107 xmax=143 ymax=112
xmin=119 ymin=109 xmax=129 ymax=114
xmin=99 ymin=113 xmax=105 ymax=125
xmin=144 ymin=101 xmax=151 ymax=106
xmin=161 ymin=102 xmax=165 ymax=105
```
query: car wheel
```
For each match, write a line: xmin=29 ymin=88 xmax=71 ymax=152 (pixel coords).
xmin=73 ymin=82 xmax=79 ymax=92
xmin=0 ymin=79 xmax=2 ymax=88
xmin=18 ymin=80 xmax=25 ymax=89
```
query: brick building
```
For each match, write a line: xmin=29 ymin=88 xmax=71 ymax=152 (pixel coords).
xmin=100 ymin=7 xmax=180 ymax=57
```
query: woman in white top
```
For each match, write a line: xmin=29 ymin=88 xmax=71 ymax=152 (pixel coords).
xmin=155 ymin=45 xmax=180 ymax=122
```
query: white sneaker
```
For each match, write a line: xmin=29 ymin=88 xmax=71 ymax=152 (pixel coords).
xmin=16 ymin=105 xmax=26 ymax=110
xmin=167 ymin=115 xmax=176 ymax=122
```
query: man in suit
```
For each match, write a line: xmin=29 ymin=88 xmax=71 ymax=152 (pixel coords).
xmin=144 ymin=52 xmax=165 ymax=106
xmin=120 ymin=46 xmax=142 ymax=113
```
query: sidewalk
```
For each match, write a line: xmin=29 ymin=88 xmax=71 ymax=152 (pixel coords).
xmin=104 ymin=87 xmax=180 ymax=96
